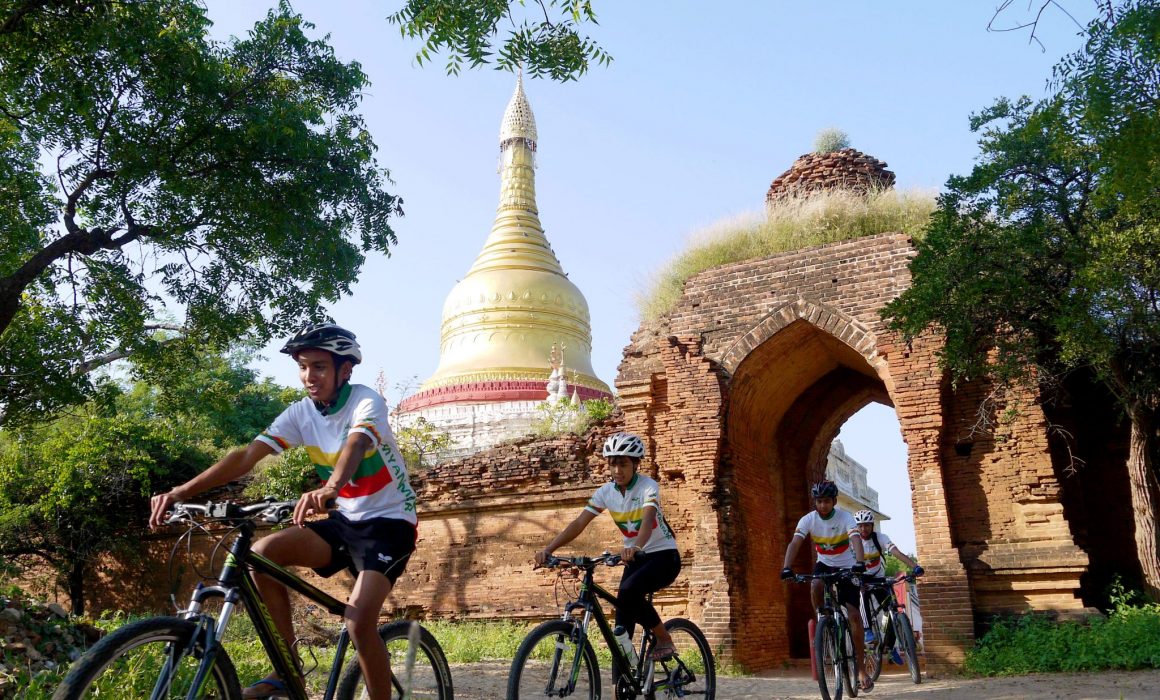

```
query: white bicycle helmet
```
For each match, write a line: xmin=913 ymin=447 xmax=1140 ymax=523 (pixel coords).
xmin=280 ymin=323 xmax=363 ymax=365
xmin=602 ymin=432 xmax=645 ymax=459
xmin=853 ymin=509 xmax=876 ymax=524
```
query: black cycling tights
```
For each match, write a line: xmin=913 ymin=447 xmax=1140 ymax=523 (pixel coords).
xmin=615 ymin=549 xmax=681 ymax=634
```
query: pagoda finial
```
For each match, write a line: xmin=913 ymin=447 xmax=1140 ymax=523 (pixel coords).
xmin=500 ymin=72 xmax=537 ymax=148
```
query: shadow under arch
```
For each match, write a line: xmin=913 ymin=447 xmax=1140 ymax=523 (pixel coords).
xmin=722 ymin=315 xmax=897 ymax=668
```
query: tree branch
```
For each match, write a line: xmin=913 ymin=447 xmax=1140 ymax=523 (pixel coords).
xmin=76 ymin=324 xmax=188 ymax=374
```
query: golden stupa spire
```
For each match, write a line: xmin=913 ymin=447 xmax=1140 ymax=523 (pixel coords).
xmin=403 ymin=76 xmax=611 ymax=407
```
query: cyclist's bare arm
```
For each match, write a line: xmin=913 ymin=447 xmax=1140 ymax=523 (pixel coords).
xmin=851 ymin=533 xmax=866 ymax=564
xmin=292 ymin=431 xmax=371 ymax=526
xmin=887 ymin=544 xmax=919 ymax=571
xmin=623 ymin=505 xmax=657 ymax=562
xmin=782 ymin=532 xmax=806 ymax=571
xmin=536 ymin=510 xmax=598 ymax=565
xmin=149 ymin=440 xmax=275 ymax=528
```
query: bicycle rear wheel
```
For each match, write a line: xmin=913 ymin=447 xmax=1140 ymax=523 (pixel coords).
xmin=653 ymin=618 xmax=715 ymax=698
xmin=507 ymin=619 xmax=600 ymax=699
xmin=52 ymin=616 xmax=241 ymax=700
xmin=813 ymin=617 xmax=842 ymax=700
xmin=336 ymin=620 xmax=454 ymax=699
xmin=894 ymin=612 xmax=922 ymax=684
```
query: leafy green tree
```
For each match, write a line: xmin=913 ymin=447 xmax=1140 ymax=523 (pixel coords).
xmin=884 ymin=0 xmax=1160 ymax=593
xmin=0 ymin=0 xmax=401 ymax=426
xmin=0 ymin=406 xmax=214 ymax=615
xmin=396 ymin=416 xmax=453 ymax=470
xmin=388 ymin=0 xmax=612 ymax=80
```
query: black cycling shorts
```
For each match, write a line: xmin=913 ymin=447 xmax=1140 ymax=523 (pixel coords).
xmin=813 ymin=561 xmax=861 ymax=609
xmin=306 ymin=511 xmax=416 ymax=583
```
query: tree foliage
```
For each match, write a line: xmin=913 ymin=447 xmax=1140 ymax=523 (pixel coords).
xmin=0 ymin=351 xmax=297 ymax=614
xmin=388 ymin=0 xmax=612 ymax=81
xmin=0 ymin=0 xmax=401 ymax=426
xmin=884 ymin=0 xmax=1160 ymax=592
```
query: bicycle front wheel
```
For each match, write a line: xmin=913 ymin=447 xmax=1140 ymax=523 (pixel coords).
xmin=52 ymin=616 xmax=241 ymax=700
xmin=814 ymin=617 xmax=842 ymax=700
xmin=336 ymin=620 xmax=454 ymax=699
xmin=507 ymin=619 xmax=600 ymax=700
xmin=653 ymin=618 xmax=715 ymax=699
xmin=894 ymin=612 xmax=922 ymax=684
xmin=838 ymin=615 xmax=857 ymax=699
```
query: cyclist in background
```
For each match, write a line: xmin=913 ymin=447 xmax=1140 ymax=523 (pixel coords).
xmin=534 ymin=432 xmax=681 ymax=661
xmin=781 ymin=480 xmax=873 ymax=691
xmin=150 ymin=323 xmax=417 ymax=699
xmin=853 ymin=509 xmax=923 ymax=664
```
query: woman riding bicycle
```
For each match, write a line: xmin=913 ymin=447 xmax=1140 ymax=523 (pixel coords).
xmin=853 ymin=508 xmax=923 ymax=662
xmin=534 ymin=432 xmax=681 ymax=661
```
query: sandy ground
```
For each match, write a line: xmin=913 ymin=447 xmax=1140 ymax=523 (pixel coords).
xmin=447 ymin=662 xmax=1160 ymax=699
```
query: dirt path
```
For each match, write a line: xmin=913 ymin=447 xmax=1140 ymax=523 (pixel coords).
xmin=448 ymin=663 xmax=1160 ymax=699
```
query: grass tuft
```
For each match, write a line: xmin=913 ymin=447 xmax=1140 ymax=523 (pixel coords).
xmin=636 ymin=187 xmax=937 ymax=320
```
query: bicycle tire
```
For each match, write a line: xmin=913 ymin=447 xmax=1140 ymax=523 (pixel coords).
xmin=507 ymin=619 xmax=600 ymax=700
xmin=838 ymin=613 xmax=857 ymax=699
xmin=894 ymin=612 xmax=922 ymax=684
xmin=863 ymin=611 xmax=883 ymax=682
xmin=814 ymin=617 xmax=842 ymax=700
xmin=654 ymin=618 xmax=715 ymax=699
xmin=52 ymin=616 xmax=241 ymax=700
xmin=336 ymin=620 xmax=454 ymax=699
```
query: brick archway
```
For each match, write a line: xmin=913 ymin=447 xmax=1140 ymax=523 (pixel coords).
xmin=616 ymin=232 xmax=1098 ymax=670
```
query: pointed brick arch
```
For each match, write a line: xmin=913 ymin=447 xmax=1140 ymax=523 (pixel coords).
xmin=720 ymin=297 xmax=878 ymax=376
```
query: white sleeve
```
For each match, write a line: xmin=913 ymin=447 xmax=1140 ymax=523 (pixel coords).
xmin=256 ymin=403 xmax=304 ymax=454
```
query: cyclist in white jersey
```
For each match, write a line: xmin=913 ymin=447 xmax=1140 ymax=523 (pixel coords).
xmin=150 ymin=324 xmax=416 ymax=699
xmin=780 ymin=480 xmax=874 ymax=691
xmin=535 ymin=432 xmax=682 ymax=661
xmin=853 ymin=508 xmax=923 ymax=659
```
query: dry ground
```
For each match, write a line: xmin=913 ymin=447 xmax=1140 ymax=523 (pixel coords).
xmin=448 ymin=663 xmax=1160 ymax=699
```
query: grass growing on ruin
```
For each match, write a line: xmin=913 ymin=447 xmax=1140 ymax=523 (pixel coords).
xmin=965 ymin=593 xmax=1160 ymax=675
xmin=636 ymin=187 xmax=937 ymax=320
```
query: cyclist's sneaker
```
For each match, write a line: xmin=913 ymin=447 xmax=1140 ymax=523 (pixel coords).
xmin=890 ymin=648 xmax=903 ymax=665
xmin=864 ymin=630 xmax=877 ymax=646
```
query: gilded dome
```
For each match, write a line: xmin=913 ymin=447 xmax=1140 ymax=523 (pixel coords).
xmin=408 ymin=77 xmax=609 ymax=405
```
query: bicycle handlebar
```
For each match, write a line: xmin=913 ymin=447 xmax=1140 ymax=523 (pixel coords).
xmin=790 ymin=570 xmax=861 ymax=585
xmin=165 ymin=498 xmax=299 ymax=526
xmin=540 ymin=551 xmax=624 ymax=571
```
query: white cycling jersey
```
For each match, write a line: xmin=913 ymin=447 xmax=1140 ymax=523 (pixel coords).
xmin=585 ymin=474 xmax=677 ymax=554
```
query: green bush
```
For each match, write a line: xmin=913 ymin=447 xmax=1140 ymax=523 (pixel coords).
xmin=965 ymin=603 xmax=1160 ymax=675
xmin=242 ymin=446 xmax=317 ymax=501
xmin=814 ymin=127 xmax=851 ymax=153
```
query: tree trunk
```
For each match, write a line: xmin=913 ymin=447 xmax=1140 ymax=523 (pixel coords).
xmin=1126 ymin=404 xmax=1160 ymax=599
xmin=67 ymin=559 xmax=86 ymax=617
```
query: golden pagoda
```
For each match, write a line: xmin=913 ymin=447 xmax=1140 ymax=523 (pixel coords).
xmin=397 ymin=76 xmax=611 ymax=431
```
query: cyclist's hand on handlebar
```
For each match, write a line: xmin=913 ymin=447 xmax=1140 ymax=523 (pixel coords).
xmin=534 ymin=549 xmax=553 ymax=567
xmin=621 ymin=545 xmax=641 ymax=563
xmin=293 ymin=485 xmax=338 ymax=526
xmin=852 ymin=561 xmax=866 ymax=575
xmin=780 ymin=567 xmax=794 ymax=580
xmin=149 ymin=489 xmax=186 ymax=529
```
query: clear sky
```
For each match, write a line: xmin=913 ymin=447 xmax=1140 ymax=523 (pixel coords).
xmin=201 ymin=1 xmax=1097 ymax=555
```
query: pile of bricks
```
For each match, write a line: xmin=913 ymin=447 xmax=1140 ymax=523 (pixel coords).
xmin=765 ymin=148 xmax=896 ymax=204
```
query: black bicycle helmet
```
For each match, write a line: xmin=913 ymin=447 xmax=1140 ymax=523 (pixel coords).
xmin=280 ymin=323 xmax=362 ymax=365
xmin=811 ymin=480 xmax=839 ymax=499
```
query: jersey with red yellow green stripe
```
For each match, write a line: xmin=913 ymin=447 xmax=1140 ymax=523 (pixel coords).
xmin=256 ymin=383 xmax=416 ymax=524
xmin=585 ymin=473 xmax=677 ymax=555
xmin=861 ymin=529 xmax=898 ymax=577
xmin=794 ymin=508 xmax=859 ymax=568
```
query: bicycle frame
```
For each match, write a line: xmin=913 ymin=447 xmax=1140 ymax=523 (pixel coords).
xmin=560 ymin=559 xmax=654 ymax=695
xmin=180 ymin=516 xmax=352 ymax=700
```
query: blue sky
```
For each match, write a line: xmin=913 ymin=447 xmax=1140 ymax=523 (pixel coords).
xmin=202 ymin=1 xmax=1097 ymax=555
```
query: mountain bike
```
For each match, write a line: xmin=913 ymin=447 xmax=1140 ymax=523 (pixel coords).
xmin=792 ymin=570 xmax=861 ymax=700
xmin=507 ymin=552 xmax=714 ymax=699
xmin=52 ymin=499 xmax=453 ymax=699
xmin=860 ymin=572 xmax=921 ymax=684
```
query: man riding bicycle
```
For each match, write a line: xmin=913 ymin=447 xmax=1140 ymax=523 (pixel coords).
xmin=853 ymin=508 xmax=923 ymax=664
xmin=780 ymin=480 xmax=874 ymax=691
xmin=149 ymin=323 xmax=417 ymax=699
